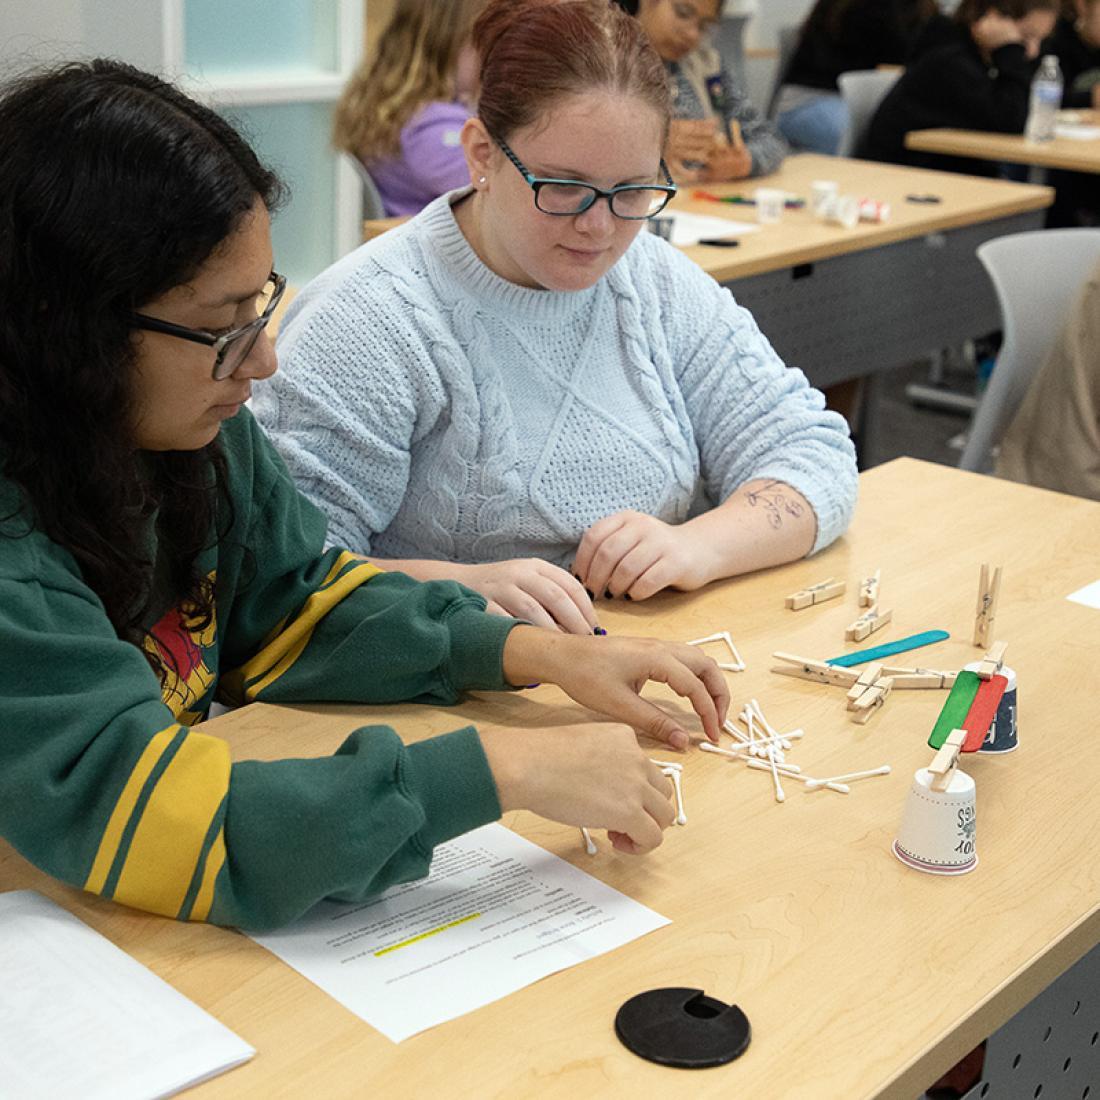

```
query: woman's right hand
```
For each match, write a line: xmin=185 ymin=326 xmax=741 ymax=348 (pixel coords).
xmin=479 ymin=724 xmax=676 ymax=853
xmin=455 ymin=558 xmax=599 ymax=635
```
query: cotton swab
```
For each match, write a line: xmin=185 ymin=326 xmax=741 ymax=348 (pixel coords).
xmin=580 ymin=827 xmax=597 ymax=855
xmin=687 ymin=630 xmax=746 ymax=671
xmin=650 ymin=758 xmax=683 ymax=770
xmin=700 ymin=741 xmax=751 ymax=760
xmin=663 ymin=767 xmax=687 ymax=825
xmin=805 ymin=766 xmax=891 ymax=789
xmin=764 ymin=747 xmax=785 ymax=802
xmin=743 ymin=759 xmax=849 ymax=793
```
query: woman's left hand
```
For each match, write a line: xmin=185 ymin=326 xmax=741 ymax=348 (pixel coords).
xmin=573 ymin=511 xmax=714 ymax=602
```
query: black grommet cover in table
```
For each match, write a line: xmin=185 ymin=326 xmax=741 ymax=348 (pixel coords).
xmin=614 ymin=987 xmax=751 ymax=1069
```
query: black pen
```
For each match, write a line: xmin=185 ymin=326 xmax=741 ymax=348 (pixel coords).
xmin=698 ymin=238 xmax=740 ymax=247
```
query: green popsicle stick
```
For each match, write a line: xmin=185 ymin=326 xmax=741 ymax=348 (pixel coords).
xmin=928 ymin=671 xmax=981 ymax=749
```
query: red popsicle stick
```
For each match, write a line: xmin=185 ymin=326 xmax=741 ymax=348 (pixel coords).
xmin=961 ymin=674 xmax=1007 ymax=752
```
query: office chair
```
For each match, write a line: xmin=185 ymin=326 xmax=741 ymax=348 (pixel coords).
xmin=344 ymin=153 xmax=387 ymax=221
xmin=835 ymin=69 xmax=901 ymax=158
xmin=959 ymin=228 xmax=1100 ymax=473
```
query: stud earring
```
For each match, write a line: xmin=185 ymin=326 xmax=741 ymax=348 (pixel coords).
xmin=478 ymin=176 xmax=486 ymax=184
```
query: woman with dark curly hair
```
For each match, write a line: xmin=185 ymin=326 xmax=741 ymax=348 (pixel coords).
xmin=0 ymin=60 xmax=730 ymax=930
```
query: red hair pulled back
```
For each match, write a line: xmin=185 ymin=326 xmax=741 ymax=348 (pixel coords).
xmin=474 ymin=0 xmax=671 ymax=141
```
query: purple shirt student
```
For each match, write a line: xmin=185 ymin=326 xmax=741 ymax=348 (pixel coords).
xmin=368 ymin=101 xmax=472 ymax=217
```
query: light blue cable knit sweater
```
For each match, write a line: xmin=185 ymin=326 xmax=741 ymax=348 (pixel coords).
xmin=253 ymin=191 xmax=858 ymax=567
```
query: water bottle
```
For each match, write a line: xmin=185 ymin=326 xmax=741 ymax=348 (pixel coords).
xmin=1024 ymin=55 xmax=1063 ymax=143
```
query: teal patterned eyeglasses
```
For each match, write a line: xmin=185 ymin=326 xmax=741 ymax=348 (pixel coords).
xmin=496 ymin=138 xmax=677 ymax=220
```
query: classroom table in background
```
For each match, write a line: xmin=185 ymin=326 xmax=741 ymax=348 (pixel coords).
xmin=364 ymin=153 xmax=1051 ymax=398
xmin=3 ymin=459 xmax=1099 ymax=1098
xmin=905 ymin=126 xmax=1100 ymax=176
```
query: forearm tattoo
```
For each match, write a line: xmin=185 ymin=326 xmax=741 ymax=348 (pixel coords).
xmin=745 ymin=480 xmax=805 ymax=529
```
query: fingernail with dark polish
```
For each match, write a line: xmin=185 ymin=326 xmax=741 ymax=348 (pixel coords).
xmin=593 ymin=626 xmax=607 ymax=636
xmin=623 ymin=593 xmax=633 ymax=601
xmin=604 ymin=589 xmax=613 ymax=600
xmin=585 ymin=587 xmax=595 ymax=600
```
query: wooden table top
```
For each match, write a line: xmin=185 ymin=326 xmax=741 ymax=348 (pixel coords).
xmin=906 ymin=126 xmax=1100 ymax=174
xmin=3 ymin=458 xmax=1098 ymax=1099
xmin=363 ymin=153 xmax=1053 ymax=284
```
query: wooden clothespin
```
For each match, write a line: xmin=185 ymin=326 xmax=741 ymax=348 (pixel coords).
xmin=846 ymin=662 xmax=884 ymax=707
xmin=883 ymin=666 xmax=959 ymax=690
xmin=850 ymin=676 xmax=893 ymax=724
xmin=928 ymin=728 xmax=967 ymax=791
xmin=973 ymin=564 xmax=1002 ymax=648
xmin=771 ymin=652 xmax=859 ymax=688
xmin=785 ymin=577 xmax=846 ymax=611
xmin=859 ymin=569 xmax=881 ymax=607
xmin=845 ymin=603 xmax=893 ymax=642
xmin=977 ymin=640 xmax=1007 ymax=681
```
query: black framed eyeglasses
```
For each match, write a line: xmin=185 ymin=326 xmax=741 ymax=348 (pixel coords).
xmin=496 ymin=139 xmax=677 ymax=220
xmin=130 ymin=271 xmax=287 ymax=381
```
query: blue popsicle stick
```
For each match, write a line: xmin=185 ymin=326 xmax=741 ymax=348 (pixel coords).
xmin=826 ymin=629 xmax=950 ymax=668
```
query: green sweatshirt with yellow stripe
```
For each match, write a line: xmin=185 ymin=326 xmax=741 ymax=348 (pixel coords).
xmin=0 ymin=409 xmax=518 ymax=931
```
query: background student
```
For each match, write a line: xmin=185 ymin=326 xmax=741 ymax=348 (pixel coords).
xmin=632 ymin=0 xmax=787 ymax=180
xmin=333 ymin=0 xmax=485 ymax=216
xmin=774 ymin=0 xmax=944 ymax=155
xmin=254 ymin=0 xmax=857 ymax=636
xmin=0 ymin=60 xmax=731 ymax=931
xmin=1043 ymin=0 xmax=1100 ymax=225
xmin=860 ymin=0 xmax=1060 ymax=175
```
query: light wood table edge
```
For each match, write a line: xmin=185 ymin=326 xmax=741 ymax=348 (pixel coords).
xmin=906 ymin=128 xmax=1100 ymax=174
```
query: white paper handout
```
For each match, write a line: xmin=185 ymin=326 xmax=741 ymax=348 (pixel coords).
xmin=251 ymin=823 xmax=669 ymax=1043
xmin=666 ymin=210 xmax=759 ymax=246
xmin=1067 ymin=579 xmax=1100 ymax=609
xmin=0 ymin=890 xmax=253 ymax=1100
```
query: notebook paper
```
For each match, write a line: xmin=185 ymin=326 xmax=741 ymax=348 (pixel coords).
xmin=0 ymin=891 xmax=253 ymax=1099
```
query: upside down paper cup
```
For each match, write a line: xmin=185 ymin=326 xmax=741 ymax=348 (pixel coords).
xmin=892 ymin=768 xmax=977 ymax=875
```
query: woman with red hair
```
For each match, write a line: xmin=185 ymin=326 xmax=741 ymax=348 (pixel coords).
xmin=255 ymin=0 xmax=857 ymax=634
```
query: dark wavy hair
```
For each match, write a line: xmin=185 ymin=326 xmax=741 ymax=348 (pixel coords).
xmin=0 ymin=60 xmax=284 ymax=680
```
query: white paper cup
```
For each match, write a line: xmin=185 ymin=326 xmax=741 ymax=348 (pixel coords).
xmin=892 ymin=767 xmax=977 ymax=875
xmin=811 ymin=179 xmax=839 ymax=217
xmin=821 ymin=193 xmax=859 ymax=229
xmin=754 ymin=187 xmax=785 ymax=224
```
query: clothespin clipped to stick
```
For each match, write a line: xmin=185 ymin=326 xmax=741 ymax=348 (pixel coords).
xmin=845 ymin=603 xmax=893 ymax=642
xmin=785 ymin=577 xmax=846 ymax=611
xmin=771 ymin=652 xmax=859 ymax=688
xmin=973 ymin=564 xmax=1002 ymax=648
xmin=859 ymin=568 xmax=881 ymax=607
xmin=977 ymin=640 xmax=1007 ymax=681
xmin=882 ymin=666 xmax=958 ymax=690
xmin=928 ymin=728 xmax=967 ymax=791
xmin=846 ymin=663 xmax=885 ymax=707
xmin=850 ymin=676 xmax=893 ymax=724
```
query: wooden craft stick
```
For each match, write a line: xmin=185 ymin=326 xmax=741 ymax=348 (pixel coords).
xmin=927 ymin=671 xmax=981 ymax=749
xmin=827 ymin=630 xmax=949 ymax=668
xmin=973 ymin=564 xmax=1003 ymax=648
xmin=786 ymin=577 xmax=846 ymax=610
xmin=977 ymin=640 xmax=1008 ymax=681
xmin=845 ymin=604 xmax=893 ymax=643
xmin=859 ymin=569 xmax=881 ymax=607
xmin=960 ymin=674 xmax=1007 ymax=752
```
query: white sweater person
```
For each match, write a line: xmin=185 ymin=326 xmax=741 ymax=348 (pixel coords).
xmin=253 ymin=191 xmax=857 ymax=625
